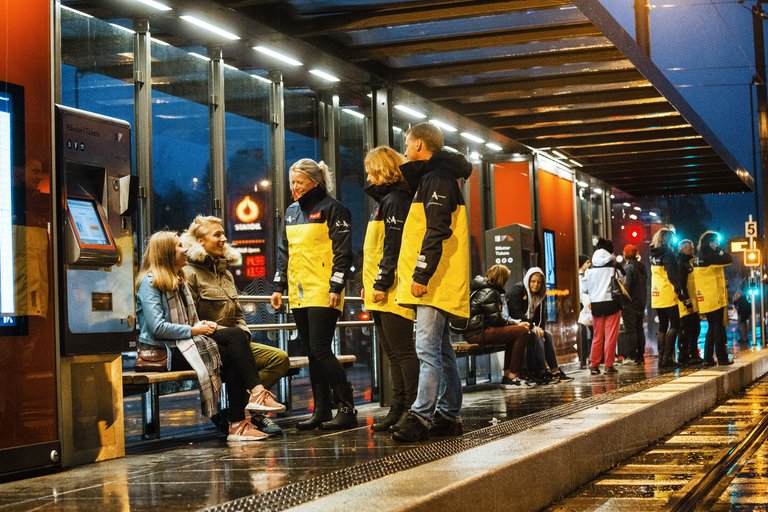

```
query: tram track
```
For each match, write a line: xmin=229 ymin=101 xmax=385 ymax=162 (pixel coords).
xmin=663 ymin=398 xmax=768 ymax=511
xmin=549 ymin=376 xmax=768 ymax=511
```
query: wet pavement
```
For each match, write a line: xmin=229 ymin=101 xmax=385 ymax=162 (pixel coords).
xmin=0 ymin=334 xmax=764 ymax=511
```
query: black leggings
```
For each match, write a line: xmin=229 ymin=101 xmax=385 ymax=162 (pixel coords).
xmin=373 ymin=311 xmax=418 ymax=408
xmin=212 ymin=327 xmax=260 ymax=422
xmin=704 ymin=307 xmax=729 ymax=362
xmin=656 ymin=305 xmax=680 ymax=359
xmin=293 ymin=307 xmax=347 ymax=388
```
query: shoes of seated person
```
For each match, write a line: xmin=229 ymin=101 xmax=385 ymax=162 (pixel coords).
xmin=429 ymin=413 xmax=463 ymax=437
xmin=392 ymin=413 xmax=430 ymax=442
xmin=718 ymin=359 xmax=734 ymax=366
xmin=552 ymin=370 xmax=574 ymax=382
xmin=245 ymin=389 xmax=286 ymax=413
xmin=500 ymin=376 xmax=536 ymax=389
xmin=604 ymin=366 xmax=619 ymax=374
xmin=227 ymin=418 xmax=269 ymax=442
xmin=251 ymin=413 xmax=282 ymax=436
xmin=589 ymin=366 xmax=601 ymax=375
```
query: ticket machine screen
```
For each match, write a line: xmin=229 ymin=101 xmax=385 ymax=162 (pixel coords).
xmin=67 ymin=198 xmax=111 ymax=248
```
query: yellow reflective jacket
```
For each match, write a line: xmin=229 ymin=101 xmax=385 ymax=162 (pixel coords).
xmin=650 ymin=244 xmax=687 ymax=309
xmin=272 ymin=187 xmax=352 ymax=312
xmin=693 ymin=246 xmax=732 ymax=315
xmin=362 ymin=181 xmax=414 ymax=320
xmin=396 ymin=152 xmax=472 ymax=318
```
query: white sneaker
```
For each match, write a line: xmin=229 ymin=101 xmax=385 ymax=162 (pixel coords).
xmin=227 ymin=418 xmax=269 ymax=442
xmin=245 ymin=389 xmax=287 ymax=413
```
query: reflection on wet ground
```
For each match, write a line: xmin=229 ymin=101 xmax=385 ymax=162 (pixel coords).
xmin=0 ymin=336 xmax=763 ymax=511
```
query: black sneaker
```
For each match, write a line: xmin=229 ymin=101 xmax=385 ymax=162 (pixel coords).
xmin=500 ymin=376 xmax=536 ymax=389
xmin=553 ymin=370 xmax=574 ymax=382
xmin=604 ymin=366 xmax=618 ymax=374
xmin=429 ymin=413 xmax=463 ymax=437
xmin=392 ymin=413 xmax=429 ymax=442
xmin=251 ymin=413 xmax=282 ymax=436
xmin=589 ymin=366 xmax=601 ymax=375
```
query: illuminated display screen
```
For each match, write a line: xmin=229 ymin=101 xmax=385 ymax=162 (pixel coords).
xmin=1 ymin=90 xmax=16 ymax=323
xmin=67 ymin=198 xmax=110 ymax=247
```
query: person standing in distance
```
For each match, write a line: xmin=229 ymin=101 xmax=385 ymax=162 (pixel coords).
xmin=393 ymin=122 xmax=472 ymax=442
xmin=271 ymin=158 xmax=356 ymax=430
xmin=621 ymin=244 xmax=648 ymax=365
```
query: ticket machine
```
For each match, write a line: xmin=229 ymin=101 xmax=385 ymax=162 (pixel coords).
xmin=55 ymin=105 xmax=136 ymax=466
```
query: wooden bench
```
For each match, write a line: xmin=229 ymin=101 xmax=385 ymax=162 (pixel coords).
xmin=123 ymin=354 xmax=357 ymax=439
xmin=452 ymin=342 xmax=506 ymax=386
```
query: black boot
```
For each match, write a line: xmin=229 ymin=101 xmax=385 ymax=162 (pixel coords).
xmin=322 ymin=382 xmax=358 ymax=430
xmin=371 ymin=403 xmax=404 ymax=432
xmin=656 ymin=332 xmax=666 ymax=367
xmin=389 ymin=409 xmax=411 ymax=432
xmin=660 ymin=329 xmax=679 ymax=368
xmin=296 ymin=382 xmax=332 ymax=430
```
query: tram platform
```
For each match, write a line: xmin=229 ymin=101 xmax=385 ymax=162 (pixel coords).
xmin=1 ymin=341 xmax=766 ymax=512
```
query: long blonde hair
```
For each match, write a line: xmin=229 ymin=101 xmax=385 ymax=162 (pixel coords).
xmin=136 ymin=231 xmax=182 ymax=292
xmin=364 ymin=146 xmax=406 ymax=184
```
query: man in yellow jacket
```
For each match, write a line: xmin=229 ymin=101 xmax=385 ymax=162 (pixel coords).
xmin=393 ymin=122 xmax=472 ymax=442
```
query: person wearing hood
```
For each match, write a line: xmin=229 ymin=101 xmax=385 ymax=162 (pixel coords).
xmin=271 ymin=158 xmax=356 ymax=430
xmin=182 ymin=216 xmax=290 ymax=437
xmin=464 ymin=265 xmax=532 ymax=388
xmin=506 ymin=267 xmax=573 ymax=383
xmin=677 ymin=239 xmax=703 ymax=366
xmin=621 ymin=244 xmax=647 ymax=365
xmin=583 ymin=238 xmax=624 ymax=375
xmin=650 ymin=227 xmax=691 ymax=368
xmin=694 ymin=231 xmax=734 ymax=366
xmin=393 ymin=122 xmax=471 ymax=442
xmin=361 ymin=146 xmax=418 ymax=433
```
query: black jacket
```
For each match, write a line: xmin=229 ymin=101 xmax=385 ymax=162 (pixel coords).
xmin=465 ymin=276 xmax=510 ymax=338
xmin=622 ymin=258 xmax=647 ymax=311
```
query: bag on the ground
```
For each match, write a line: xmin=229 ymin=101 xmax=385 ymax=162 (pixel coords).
xmin=134 ymin=344 xmax=168 ymax=372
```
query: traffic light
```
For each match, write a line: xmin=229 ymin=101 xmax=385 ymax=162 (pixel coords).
xmin=744 ymin=249 xmax=761 ymax=267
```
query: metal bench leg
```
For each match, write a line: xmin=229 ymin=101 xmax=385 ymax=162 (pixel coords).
xmin=142 ymin=383 xmax=161 ymax=440
xmin=467 ymin=354 xmax=477 ymax=386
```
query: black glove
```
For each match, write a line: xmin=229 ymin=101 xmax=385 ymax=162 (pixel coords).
xmin=682 ymin=297 xmax=693 ymax=310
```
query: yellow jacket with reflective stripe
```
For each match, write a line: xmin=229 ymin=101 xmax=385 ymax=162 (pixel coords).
xmin=395 ymin=153 xmax=472 ymax=319
xmin=272 ymin=187 xmax=352 ymax=312
xmin=362 ymin=182 xmax=415 ymax=320
xmin=693 ymin=247 xmax=732 ymax=315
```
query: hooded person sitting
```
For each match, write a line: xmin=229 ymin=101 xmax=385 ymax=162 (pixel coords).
xmin=506 ymin=267 xmax=573 ymax=384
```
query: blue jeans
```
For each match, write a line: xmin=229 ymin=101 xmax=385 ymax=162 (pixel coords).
xmin=410 ymin=306 xmax=463 ymax=424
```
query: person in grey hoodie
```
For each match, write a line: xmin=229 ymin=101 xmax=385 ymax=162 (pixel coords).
xmin=583 ymin=238 xmax=624 ymax=375
xmin=506 ymin=267 xmax=573 ymax=383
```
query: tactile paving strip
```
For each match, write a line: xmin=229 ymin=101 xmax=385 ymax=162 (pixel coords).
xmin=205 ymin=371 xmax=689 ymax=512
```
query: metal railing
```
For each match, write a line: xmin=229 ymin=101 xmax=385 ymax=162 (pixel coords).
xmin=238 ymin=295 xmax=378 ymax=406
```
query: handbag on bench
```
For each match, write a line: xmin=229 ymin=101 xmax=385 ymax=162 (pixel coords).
xmin=134 ymin=343 xmax=168 ymax=372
